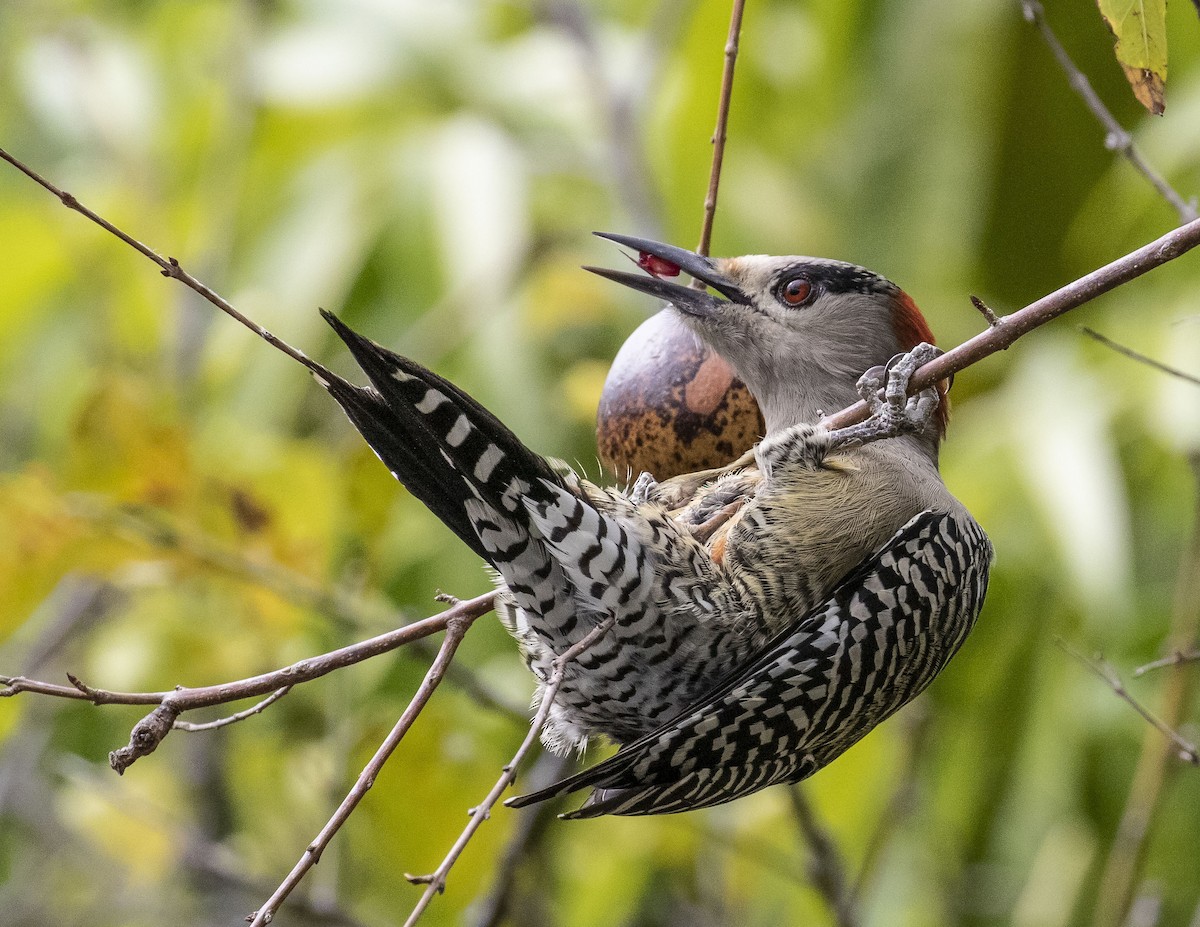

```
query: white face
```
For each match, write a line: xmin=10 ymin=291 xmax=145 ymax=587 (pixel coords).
xmin=685 ymin=256 xmax=909 ymax=425
xmin=589 ymin=235 xmax=929 ymax=435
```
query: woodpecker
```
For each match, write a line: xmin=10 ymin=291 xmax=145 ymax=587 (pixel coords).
xmin=306 ymin=233 xmax=992 ymax=818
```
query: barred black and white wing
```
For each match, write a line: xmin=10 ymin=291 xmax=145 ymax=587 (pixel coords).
xmin=311 ymin=313 xmax=751 ymax=749
xmin=509 ymin=510 xmax=992 ymax=818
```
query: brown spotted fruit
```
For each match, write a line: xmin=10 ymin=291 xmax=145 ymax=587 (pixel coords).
xmin=596 ymin=308 xmax=764 ymax=481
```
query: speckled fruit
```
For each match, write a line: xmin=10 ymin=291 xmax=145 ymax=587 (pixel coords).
xmin=597 ymin=309 xmax=764 ymax=481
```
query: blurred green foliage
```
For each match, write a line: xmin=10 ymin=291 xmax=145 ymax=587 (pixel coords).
xmin=1 ymin=1 xmax=1199 ymax=926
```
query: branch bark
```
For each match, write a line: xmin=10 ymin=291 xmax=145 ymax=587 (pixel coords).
xmin=401 ymin=616 xmax=616 ymax=927
xmin=694 ymin=0 xmax=747 ymax=262
xmin=2 ymin=592 xmax=498 ymax=772
xmin=820 ymin=214 xmax=1200 ymax=430
xmin=1020 ymin=0 xmax=1198 ymax=224
xmin=247 ymin=608 xmax=482 ymax=927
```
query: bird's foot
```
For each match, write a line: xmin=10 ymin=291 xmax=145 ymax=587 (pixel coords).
xmin=827 ymin=343 xmax=942 ymax=449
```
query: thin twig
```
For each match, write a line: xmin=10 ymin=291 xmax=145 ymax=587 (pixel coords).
xmin=1020 ymin=0 xmax=1198 ymax=224
xmin=2 ymin=592 xmax=498 ymax=773
xmin=694 ymin=0 xmax=746 ymax=263
xmin=1093 ymin=456 xmax=1200 ymax=927
xmin=0 ymin=146 xmax=322 ymax=374
xmin=171 ymin=687 xmax=292 ymax=732
xmin=788 ymin=786 xmax=860 ymax=927
xmin=468 ymin=752 xmax=575 ymax=927
xmin=246 ymin=609 xmax=481 ymax=927
xmin=970 ymin=295 xmax=1002 ymax=328
xmin=402 ymin=616 xmax=616 ymax=927
xmin=1135 ymin=650 xmax=1200 ymax=676
xmin=1057 ymin=640 xmax=1200 ymax=765
xmin=1081 ymin=327 xmax=1200 ymax=388
xmin=820 ymin=213 xmax=1200 ymax=430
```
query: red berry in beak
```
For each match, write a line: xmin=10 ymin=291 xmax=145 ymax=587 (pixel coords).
xmin=637 ymin=252 xmax=682 ymax=278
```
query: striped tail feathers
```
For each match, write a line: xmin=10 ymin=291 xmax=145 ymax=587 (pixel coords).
xmin=311 ymin=365 xmax=491 ymax=561
xmin=317 ymin=310 xmax=568 ymax=565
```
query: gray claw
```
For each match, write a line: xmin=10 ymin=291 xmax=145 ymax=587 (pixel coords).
xmin=830 ymin=343 xmax=943 ymax=449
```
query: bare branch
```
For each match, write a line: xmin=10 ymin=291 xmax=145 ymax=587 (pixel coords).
xmin=402 ymin=616 xmax=616 ymax=927
xmin=1135 ymin=650 xmax=1200 ymax=676
xmin=1081 ymin=327 xmax=1200 ymax=388
xmin=694 ymin=0 xmax=747 ymax=261
xmin=171 ymin=687 xmax=292 ymax=732
xmin=1057 ymin=640 xmax=1199 ymax=765
xmin=246 ymin=609 xmax=481 ymax=927
xmin=1020 ymin=0 xmax=1198 ymax=224
xmin=1093 ymin=456 xmax=1200 ymax=927
xmin=789 ymin=786 xmax=860 ymax=927
xmin=3 ymin=592 xmax=497 ymax=772
xmin=0 ymin=146 xmax=322 ymax=373
xmin=821 ymin=214 xmax=1200 ymax=430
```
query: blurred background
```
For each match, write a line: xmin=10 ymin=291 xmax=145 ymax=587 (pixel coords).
xmin=2 ymin=1 xmax=1199 ymax=925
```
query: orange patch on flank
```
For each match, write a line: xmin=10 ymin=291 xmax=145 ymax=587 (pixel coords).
xmin=710 ymin=533 xmax=728 ymax=566
xmin=892 ymin=291 xmax=950 ymax=437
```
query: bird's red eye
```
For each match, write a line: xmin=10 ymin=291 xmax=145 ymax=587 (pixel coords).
xmin=781 ymin=277 xmax=812 ymax=306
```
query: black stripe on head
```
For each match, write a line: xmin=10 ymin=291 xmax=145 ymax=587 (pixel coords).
xmin=771 ymin=260 xmax=900 ymax=299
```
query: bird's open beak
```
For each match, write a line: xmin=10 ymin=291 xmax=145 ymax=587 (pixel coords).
xmin=585 ymin=232 xmax=748 ymax=318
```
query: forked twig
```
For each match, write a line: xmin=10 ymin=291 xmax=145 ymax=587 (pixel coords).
xmin=1057 ymin=640 xmax=1200 ymax=765
xmin=247 ymin=609 xmax=482 ymax=927
xmin=1020 ymin=0 xmax=1198 ymax=224
xmin=171 ymin=687 xmax=292 ymax=732
xmin=401 ymin=616 xmax=616 ymax=927
xmin=1 ymin=592 xmax=499 ymax=773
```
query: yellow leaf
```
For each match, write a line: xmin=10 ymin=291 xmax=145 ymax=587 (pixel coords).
xmin=1097 ymin=0 xmax=1168 ymax=114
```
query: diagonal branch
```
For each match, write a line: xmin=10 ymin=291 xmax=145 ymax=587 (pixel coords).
xmin=1020 ymin=0 xmax=1198 ymax=225
xmin=821 ymin=214 xmax=1200 ymax=430
xmin=401 ymin=616 xmax=616 ymax=927
xmin=1080 ymin=327 xmax=1200 ymax=388
xmin=1057 ymin=640 xmax=1200 ymax=765
xmin=246 ymin=608 xmax=481 ymax=927
xmin=2 ymin=591 xmax=498 ymax=773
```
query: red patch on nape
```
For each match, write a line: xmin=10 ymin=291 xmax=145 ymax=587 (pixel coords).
xmin=891 ymin=290 xmax=950 ymax=438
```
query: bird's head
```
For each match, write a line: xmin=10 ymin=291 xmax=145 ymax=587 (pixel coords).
xmin=590 ymin=232 xmax=947 ymax=444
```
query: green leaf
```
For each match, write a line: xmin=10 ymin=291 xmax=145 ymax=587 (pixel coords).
xmin=1097 ymin=0 xmax=1169 ymax=114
